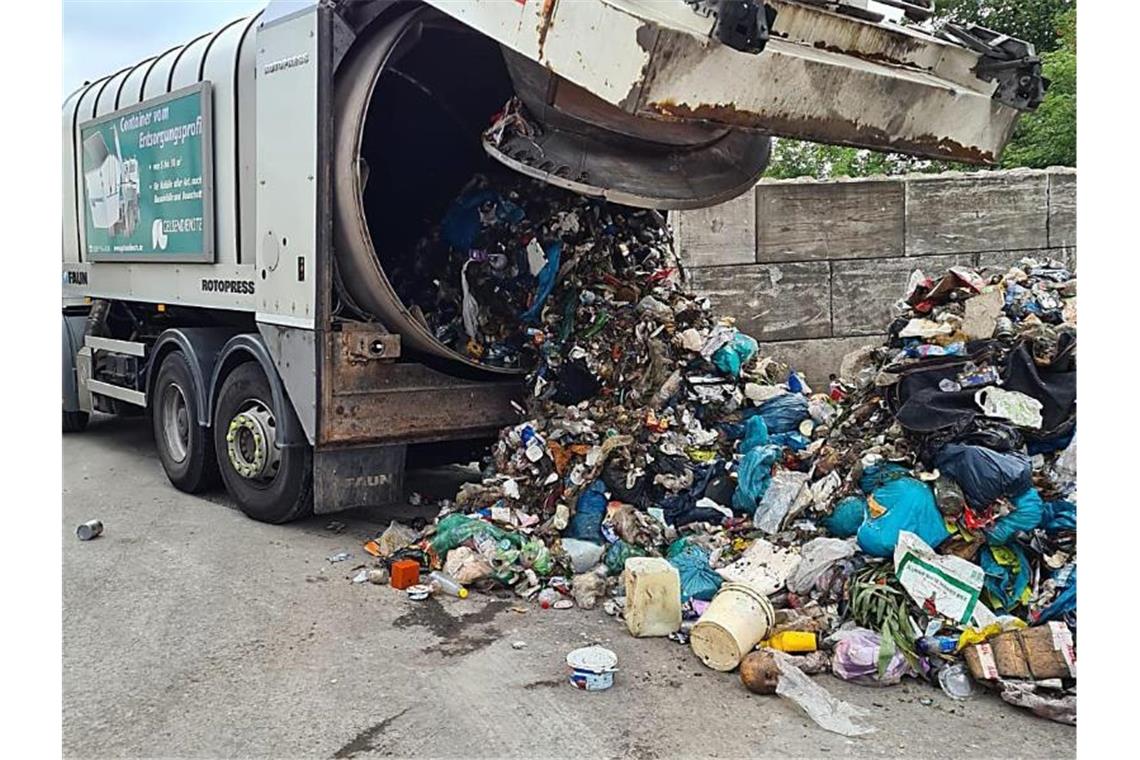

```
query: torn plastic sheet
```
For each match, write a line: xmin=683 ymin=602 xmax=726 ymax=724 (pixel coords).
xmin=771 ymin=650 xmax=875 ymax=737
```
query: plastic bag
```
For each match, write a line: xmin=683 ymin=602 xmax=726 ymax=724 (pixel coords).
xmin=666 ymin=538 xmax=723 ymax=602
xmin=562 ymin=538 xmax=606 ymax=573
xmin=431 ymin=513 xmax=521 ymax=555
xmin=858 ymin=462 xmax=910 ymax=494
xmin=752 ymin=393 xmax=809 ymax=434
xmin=712 ymin=331 xmax=759 ymax=377
xmin=822 ymin=496 xmax=866 ymax=539
xmin=740 ymin=415 xmax=769 ymax=451
xmin=981 ymin=543 xmax=1030 ymax=613
xmin=604 ymin=539 xmax=647 ymax=576
xmin=830 ymin=627 xmax=912 ymax=686
xmin=787 ymin=538 xmax=855 ymax=594
xmin=987 ymin=487 xmax=1045 ymax=545
xmin=521 ymin=537 xmax=553 ymax=576
xmin=520 ymin=241 xmax=562 ymax=323
xmin=771 ymin=650 xmax=875 ymax=737
xmin=752 ymin=470 xmax=810 ymax=534
xmin=857 ymin=478 xmax=949 ymax=557
xmin=1041 ymin=498 xmax=1076 ymax=533
xmin=564 ymin=480 xmax=607 ymax=542
xmin=933 ymin=443 xmax=1032 ymax=509
xmin=731 ymin=444 xmax=781 ymax=513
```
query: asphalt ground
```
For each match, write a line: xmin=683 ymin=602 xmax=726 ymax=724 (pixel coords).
xmin=63 ymin=415 xmax=1075 ymax=758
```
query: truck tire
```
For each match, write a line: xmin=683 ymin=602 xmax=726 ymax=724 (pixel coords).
xmin=63 ymin=410 xmax=89 ymax=433
xmin=213 ymin=361 xmax=313 ymax=524
xmin=152 ymin=352 xmax=220 ymax=493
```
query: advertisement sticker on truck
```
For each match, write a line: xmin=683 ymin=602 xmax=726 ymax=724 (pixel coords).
xmin=79 ymin=83 xmax=214 ymax=263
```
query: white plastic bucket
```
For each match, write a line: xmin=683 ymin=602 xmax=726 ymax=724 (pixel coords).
xmin=690 ymin=582 xmax=775 ymax=671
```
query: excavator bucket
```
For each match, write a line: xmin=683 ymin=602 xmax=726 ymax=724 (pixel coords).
xmin=426 ymin=0 xmax=1044 ymax=208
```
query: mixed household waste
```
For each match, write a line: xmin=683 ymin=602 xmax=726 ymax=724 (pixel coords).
xmin=356 ymin=167 xmax=1077 ymax=732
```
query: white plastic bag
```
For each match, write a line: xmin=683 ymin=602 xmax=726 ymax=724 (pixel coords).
xmin=753 ymin=470 xmax=810 ymax=535
xmin=771 ymin=650 xmax=875 ymax=737
xmin=787 ymin=537 xmax=855 ymax=594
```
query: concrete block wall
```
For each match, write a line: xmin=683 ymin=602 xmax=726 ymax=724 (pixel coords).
xmin=673 ymin=167 xmax=1076 ymax=388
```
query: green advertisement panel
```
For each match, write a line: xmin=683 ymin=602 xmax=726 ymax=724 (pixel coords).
xmin=80 ymin=83 xmax=214 ymax=262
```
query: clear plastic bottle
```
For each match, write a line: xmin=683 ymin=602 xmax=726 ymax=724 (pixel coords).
xmin=427 ymin=570 xmax=468 ymax=599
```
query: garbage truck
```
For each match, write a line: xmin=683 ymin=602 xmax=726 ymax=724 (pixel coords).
xmin=62 ymin=0 xmax=1044 ymax=522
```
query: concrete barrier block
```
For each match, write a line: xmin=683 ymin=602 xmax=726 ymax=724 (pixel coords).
xmin=756 ymin=179 xmax=904 ymax=262
xmin=1048 ymin=170 xmax=1076 ymax=248
xmin=831 ymin=254 xmax=975 ymax=336
xmin=757 ymin=335 xmax=882 ymax=390
xmin=905 ymin=172 xmax=1049 ymax=255
xmin=688 ymin=262 xmax=831 ymax=342
xmin=674 ymin=191 xmax=756 ymax=267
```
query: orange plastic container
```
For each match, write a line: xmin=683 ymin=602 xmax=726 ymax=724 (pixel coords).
xmin=389 ymin=560 xmax=421 ymax=590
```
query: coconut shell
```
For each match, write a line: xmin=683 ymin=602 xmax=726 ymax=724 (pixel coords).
xmin=739 ymin=650 xmax=780 ymax=695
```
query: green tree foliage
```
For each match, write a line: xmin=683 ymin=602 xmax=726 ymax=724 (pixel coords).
xmin=764 ymin=1 xmax=1076 ymax=179
xmin=934 ymin=0 xmax=1075 ymax=53
xmin=1000 ymin=8 xmax=1076 ymax=168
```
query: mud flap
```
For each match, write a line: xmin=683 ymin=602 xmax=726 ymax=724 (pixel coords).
xmin=314 ymin=444 xmax=406 ymax=513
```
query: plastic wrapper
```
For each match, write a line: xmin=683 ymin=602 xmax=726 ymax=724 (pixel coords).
xmin=787 ymin=538 xmax=855 ymax=594
xmin=830 ymin=627 xmax=912 ymax=686
xmin=753 ymin=470 xmax=810 ymax=535
xmin=731 ymin=445 xmax=781 ymax=514
xmin=771 ymin=650 xmax=875 ymax=737
xmin=375 ymin=521 xmax=418 ymax=557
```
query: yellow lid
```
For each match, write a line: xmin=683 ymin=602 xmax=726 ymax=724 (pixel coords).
xmin=458 ymin=588 xmax=469 ymax=599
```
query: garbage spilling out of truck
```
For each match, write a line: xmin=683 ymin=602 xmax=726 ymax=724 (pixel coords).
xmin=360 ymin=170 xmax=1077 ymax=729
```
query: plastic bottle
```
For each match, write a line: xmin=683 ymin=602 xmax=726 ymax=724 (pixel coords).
xmin=933 ymin=475 xmax=966 ymax=518
xmin=760 ymin=630 xmax=818 ymax=653
xmin=938 ymin=662 xmax=975 ymax=700
xmin=916 ymin=635 xmax=958 ymax=655
xmin=427 ymin=570 xmax=468 ymax=599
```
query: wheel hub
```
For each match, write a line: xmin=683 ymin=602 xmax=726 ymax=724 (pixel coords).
xmin=225 ymin=403 xmax=280 ymax=481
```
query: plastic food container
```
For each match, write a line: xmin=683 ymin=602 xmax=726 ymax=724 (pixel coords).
xmin=566 ymin=645 xmax=618 ymax=691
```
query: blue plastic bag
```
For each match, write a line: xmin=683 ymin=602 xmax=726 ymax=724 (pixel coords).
xmin=751 ymin=393 xmax=809 ymax=435
xmin=1035 ymin=566 xmax=1076 ymax=623
xmin=440 ymin=189 xmax=499 ymax=250
xmin=856 ymin=478 xmax=950 ymax=557
xmin=858 ymin=462 xmax=910 ymax=494
xmin=1041 ymin=498 xmax=1076 ymax=533
xmin=987 ymin=487 xmax=1045 ymax=545
xmin=823 ymin=495 xmax=867 ymax=539
xmin=740 ymin=416 xmax=769 ymax=451
xmin=564 ymin=480 xmax=607 ymax=543
xmin=712 ymin=332 xmax=759 ymax=377
xmin=933 ymin=443 xmax=1032 ymax=509
xmin=732 ymin=445 xmax=781 ymax=513
xmin=520 ymin=241 xmax=562 ymax=323
xmin=666 ymin=538 xmax=723 ymax=602
xmin=981 ymin=543 xmax=1030 ymax=613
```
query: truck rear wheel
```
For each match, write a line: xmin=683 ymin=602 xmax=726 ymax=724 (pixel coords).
xmin=152 ymin=352 xmax=220 ymax=493
xmin=213 ymin=361 xmax=313 ymax=524
xmin=63 ymin=410 xmax=89 ymax=433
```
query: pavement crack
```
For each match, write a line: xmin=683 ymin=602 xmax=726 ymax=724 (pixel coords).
xmin=332 ymin=706 xmax=411 ymax=759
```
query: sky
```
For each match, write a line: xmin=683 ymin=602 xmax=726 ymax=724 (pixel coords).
xmin=63 ymin=0 xmax=264 ymax=96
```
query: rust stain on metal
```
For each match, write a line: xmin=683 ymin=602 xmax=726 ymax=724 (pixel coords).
xmin=811 ymin=40 xmax=924 ymax=70
xmin=645 ymin=100 xmax=996 ymax=164
xmin=536 ymin=0 xmax=557 ymax=61
xmin=617 ymin=23 xmax=661 ymax=113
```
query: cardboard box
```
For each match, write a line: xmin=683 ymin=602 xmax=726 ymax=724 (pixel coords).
xmin=963 ymin=622 xmax=1075 ymax=682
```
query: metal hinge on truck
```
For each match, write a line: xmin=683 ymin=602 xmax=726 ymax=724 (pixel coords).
xmin=685 ymin=0 xmax=778 ymax=54
xmin=938 ymin=22 xmax=1048 ymax=111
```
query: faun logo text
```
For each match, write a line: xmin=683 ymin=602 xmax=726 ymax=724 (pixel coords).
xmin=64 ymin=270 xmax=89 ymax=286
xmin=263 ymin=53 xmax=310 ymax=75
xmin=201 ymin=279 xmax=255 ymax=295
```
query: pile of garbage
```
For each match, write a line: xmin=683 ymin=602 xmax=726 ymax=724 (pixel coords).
xmin=366 ymin=171 xmax=1077 ymax=730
